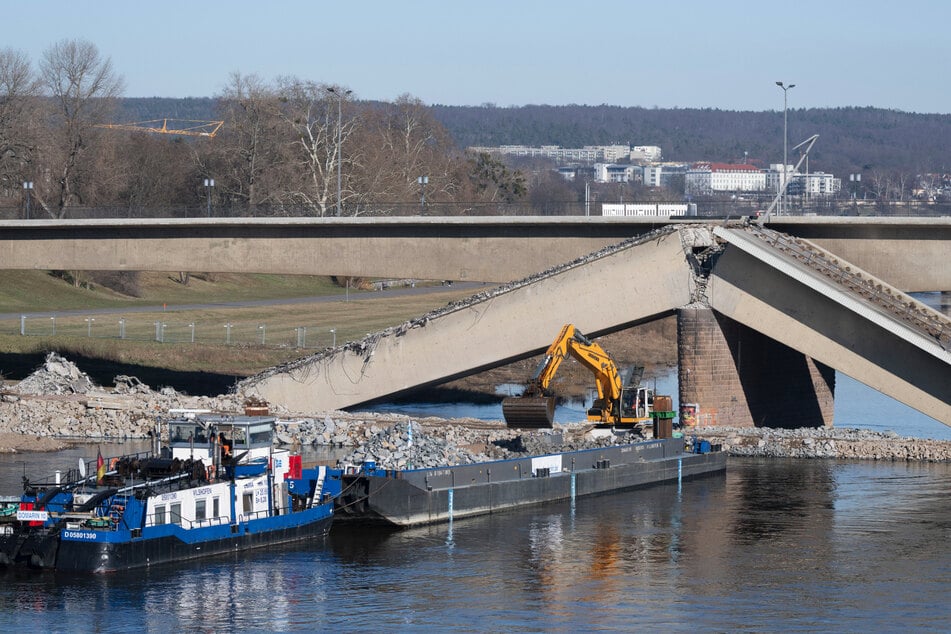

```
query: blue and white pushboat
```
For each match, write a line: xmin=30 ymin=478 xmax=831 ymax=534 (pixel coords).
xmin=0 ymin=412 xmax=340 ymax=573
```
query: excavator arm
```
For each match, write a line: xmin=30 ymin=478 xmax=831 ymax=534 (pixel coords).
xmin=502 ymin=324 xmax=624 ymax=428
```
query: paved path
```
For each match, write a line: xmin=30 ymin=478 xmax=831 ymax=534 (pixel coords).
xmin=0 ymin=281 xmax=491 ymax=321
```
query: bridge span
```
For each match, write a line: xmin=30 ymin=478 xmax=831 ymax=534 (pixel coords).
xmin=238 ymin=223 xmax=951 ymax=427
xmin=0 ymin=216 xmax=949 ymax=292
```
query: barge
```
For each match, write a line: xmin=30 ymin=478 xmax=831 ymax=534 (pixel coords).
xmin=0 ymin=413 xmax=340 ymax=573
xmin=335 ymin=435 xmax=725 ymax=527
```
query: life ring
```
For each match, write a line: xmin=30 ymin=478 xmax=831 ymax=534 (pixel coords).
xmin=109 ymin=457 xmax=119 ymax=472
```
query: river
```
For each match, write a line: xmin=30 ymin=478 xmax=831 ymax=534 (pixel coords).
xmin=0 ymin=454 xmax=948 ymax=631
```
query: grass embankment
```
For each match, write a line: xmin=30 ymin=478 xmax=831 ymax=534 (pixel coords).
xmin=0 ymin=270 xmax=477 ymax=379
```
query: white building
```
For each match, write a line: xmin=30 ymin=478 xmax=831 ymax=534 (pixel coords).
xmin=467 ymin=144 xmax=661 ymax=165
xmin=593 ymin=163 xmax=642 ymax=183
xmin=631 ymin=146 xmax=663 ymax=162
xmin=686 ymin=163 xmax=767 ymax=196
xmin=643 ymin=164 xmax=688 ymax=188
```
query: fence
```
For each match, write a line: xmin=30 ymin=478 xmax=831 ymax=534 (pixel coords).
xmin=10 ymin=314 xmax=340 ymax=350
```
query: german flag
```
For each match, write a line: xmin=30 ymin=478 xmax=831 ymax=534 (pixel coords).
xmin=96 ymin=448 xmax=106 ymax=485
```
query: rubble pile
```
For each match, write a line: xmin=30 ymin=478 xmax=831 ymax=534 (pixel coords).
xmin=691 ymin=426 xmax=951 ymax=463
xmin=1 ymin=353 xmax=243 ymax=445
xmin=339 ymin=421 xmax=491 ymax=469
xmin=12 ymin=352 xmax=97 ymax=395
xmin=1 ymin=354 xmax=948 ymax=463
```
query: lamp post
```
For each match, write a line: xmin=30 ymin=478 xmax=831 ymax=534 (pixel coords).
xmin=418 ymin=176 xmax=428 ymax=211
xmin=22 ymin=181 xmax=33 ymax=219
xmin=327 ymin=87 xmax=352 ymax=216
xmin=330 ymin=328 xmax=336 ymax=347
xmin=775 ymin=81 xmax=795 ymax=215
xmin=203 ymin=178 xmax=215 ymax=217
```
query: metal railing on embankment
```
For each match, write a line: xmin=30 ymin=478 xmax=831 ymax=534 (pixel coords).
xmin=8 ymin=314 xmax=338 ymax=350
xmin=747 ymin=225 xmax=951 ymax=351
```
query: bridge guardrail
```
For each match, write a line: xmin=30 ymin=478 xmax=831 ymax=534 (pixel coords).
xmin=747 ymin=226 xmax=951 ymax=351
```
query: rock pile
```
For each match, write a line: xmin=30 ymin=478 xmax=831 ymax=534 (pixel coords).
xmin=339 ymin=420 xmax=490 ymax=469
xmin=2 ymin=354 xmax=948 ymax=463
xmin=1 ymin=353 xmax=243 ymax=446
xmin=12 ymin=352 xmax=97 ymax=395
xmin=691 ymin=426 xmax=951 ymax=463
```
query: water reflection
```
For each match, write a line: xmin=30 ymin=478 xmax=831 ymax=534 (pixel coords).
xmin=1 ymin=460 xmax=948 ymax=630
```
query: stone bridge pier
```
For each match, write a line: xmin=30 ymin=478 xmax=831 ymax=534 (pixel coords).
xmin=677 ymin=306 xmax=835 ymax=428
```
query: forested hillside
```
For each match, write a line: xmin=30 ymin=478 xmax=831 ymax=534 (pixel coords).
xmin=429 ymin=104 xmax=951 ymax=177
xmin=119 ymin=98 xmax=951 ymax=178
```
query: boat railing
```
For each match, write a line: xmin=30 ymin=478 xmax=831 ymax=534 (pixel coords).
xmin=141 ymin=512 xmax=232 ymax=531
xmin=28 ymin=450 xmax=156 ymax=490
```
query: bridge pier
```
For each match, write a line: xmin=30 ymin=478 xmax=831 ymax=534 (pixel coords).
xmin=677 ymin=306 xmax=835 ymax=428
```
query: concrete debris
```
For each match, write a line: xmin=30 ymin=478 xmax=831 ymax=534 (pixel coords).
xmin=2 ymin=354 xmax=948 ymax=463
xmin=11 ymin=352 xmax=98 ymax=395
xmin=690 ymin=426 xmax=951 ymax=462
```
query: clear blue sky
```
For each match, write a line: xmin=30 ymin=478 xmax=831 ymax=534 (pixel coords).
xmin=7 ymin=0 xmax=950 ymax=113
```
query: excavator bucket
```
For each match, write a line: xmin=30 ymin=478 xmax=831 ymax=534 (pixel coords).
xmin=501 ymin=396 xmax=556 ymax=429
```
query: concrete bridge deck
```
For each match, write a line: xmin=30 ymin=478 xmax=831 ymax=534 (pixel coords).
xmin=1 ymin=216 xmax=949 ymax=291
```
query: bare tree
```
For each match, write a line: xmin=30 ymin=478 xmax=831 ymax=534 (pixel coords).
xmin=39 ymin=39 xmax=123 ymax=217
xmin=0 ymin=48 xmax=40 ymax=199
xmin=350 ymin=94 xmax=463 ymax=214
xmin=211 ymin=72 xmax=284 ymax=212
xmin=276 ymin=79 xmax=357 ymax=216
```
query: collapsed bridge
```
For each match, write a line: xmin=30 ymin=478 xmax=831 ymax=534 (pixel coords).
xmin=238 ymin=223 xmax=951 ymax=428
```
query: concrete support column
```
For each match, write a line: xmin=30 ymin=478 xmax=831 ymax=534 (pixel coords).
xmin=677 ymin=306 xmax=834 ymax=428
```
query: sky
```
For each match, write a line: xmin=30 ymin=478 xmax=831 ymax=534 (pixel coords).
xmin=6 ymin=0 xmax=951 ymax=113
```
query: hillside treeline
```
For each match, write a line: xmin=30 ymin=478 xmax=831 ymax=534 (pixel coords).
xmin=430 ymin=104 xmax=951 ymax=178
xmin=0 ymin=40 xmax=527 ymax=219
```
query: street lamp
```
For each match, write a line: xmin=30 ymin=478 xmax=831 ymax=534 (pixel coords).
xmin=203 ymin=178 xmax=215 ymax=217
xmin=775 ymin=81 xmax=795 ymax=215
xmin=22 ymin=182 xmax=33 ymax=219
xmin=327 ymin=87 xmax=352 ymax=216
xmin=330 ymin=328 xmax=336 ymax=347
xmin=418 ymin=176 xmax=428 ymax=211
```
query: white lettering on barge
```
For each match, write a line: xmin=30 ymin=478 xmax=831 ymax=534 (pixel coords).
xmin=63 ymin=530 xmax=98 ymax=541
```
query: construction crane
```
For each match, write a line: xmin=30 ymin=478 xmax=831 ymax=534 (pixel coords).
xmin=96 ymin=119 xmax=224 ymax=138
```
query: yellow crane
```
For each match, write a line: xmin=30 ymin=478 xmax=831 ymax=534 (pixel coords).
xmin=96 ymin=119 xmax=224 ymax=138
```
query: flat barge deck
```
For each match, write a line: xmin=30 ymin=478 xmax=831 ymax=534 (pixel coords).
xmin=336 ymin=437 xmax=725 ymax=527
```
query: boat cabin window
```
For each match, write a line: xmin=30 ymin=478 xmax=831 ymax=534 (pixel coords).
xmin=243 ymin=493 xmax=253 ymax=514
xmin=212 ymin=497 xmax=220 ymax=521
xmin=196 ymin=499 xmax=206 ymax=522
xmin=169 ymin=424 xmax=208 ymax=445
xmin=219 ymin=426 xmax=248 ymax=449
xmin=248 ymin=424 xmax=273 ymax=446
xmin=154 ymin=505 xmax=166 ymax=525
xmin=170 ymin=503 xmax=182 ymax=526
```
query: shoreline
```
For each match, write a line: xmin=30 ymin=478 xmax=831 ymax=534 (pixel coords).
xmin=2 ymin=353 xmax=948 ymax=462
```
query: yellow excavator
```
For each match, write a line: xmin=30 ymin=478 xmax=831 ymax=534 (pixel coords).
xmin=501 ymin=324 xmax=674 ymax=430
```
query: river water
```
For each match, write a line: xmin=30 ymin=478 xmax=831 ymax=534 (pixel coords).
xmin=0 ymin=454 xmax=948 ymax=631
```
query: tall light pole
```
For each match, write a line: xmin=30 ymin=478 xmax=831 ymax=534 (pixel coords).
xmin=23 ymin=181 xmax=33 ymax=219
xmin=418 ymin=176 xmax=428 ymax=211
xmin=203 ymin=178 xmax=215 ymax=217
xmin=327 ymin=87 xmax=352 ymax=216
xmin=775 ymin=81 xmax=795 ymax=215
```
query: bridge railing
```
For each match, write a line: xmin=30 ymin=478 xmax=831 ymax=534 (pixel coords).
xmin=747 ymin=226 xmax=951 ymax=351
